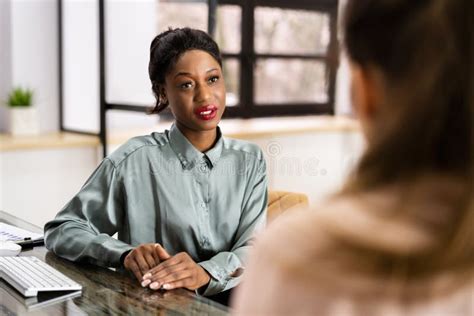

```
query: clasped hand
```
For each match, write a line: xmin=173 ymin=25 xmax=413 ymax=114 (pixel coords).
xmin=123 ymin=243 xmax=210 ymax=291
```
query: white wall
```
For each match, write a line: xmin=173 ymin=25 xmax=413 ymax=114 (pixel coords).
xmin=0 ymin=0 xmax=7 ymax=208
xmin=9 ymin=0 xmax=59 ymax=132
xmin=0 ymin=0 xmax=12 ymax=132
xmin=228 ymin=131 xmax=364 ymax=206
xmin=1 ymin=147 xmax=100 ymax=227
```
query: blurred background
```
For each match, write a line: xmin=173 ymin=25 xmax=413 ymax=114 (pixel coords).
xmin=0 ymin=0 xmax=364 ymax=227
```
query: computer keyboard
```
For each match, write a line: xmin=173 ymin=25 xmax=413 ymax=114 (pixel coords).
xmin=0 ymin=256 xmax=82 ymax=297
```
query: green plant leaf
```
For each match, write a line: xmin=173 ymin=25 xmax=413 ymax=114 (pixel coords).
xmin=7 ymin=87 xmax=33 ymax=107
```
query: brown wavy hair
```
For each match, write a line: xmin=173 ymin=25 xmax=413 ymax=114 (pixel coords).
xmin=341 ymin=0 xmax=473 ymax=272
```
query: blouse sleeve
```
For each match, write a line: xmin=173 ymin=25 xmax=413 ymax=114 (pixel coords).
xmin=198 ymin=158 xmax=268 ymax=296
xmin=44 ymin=158 xmax=134 ymax=267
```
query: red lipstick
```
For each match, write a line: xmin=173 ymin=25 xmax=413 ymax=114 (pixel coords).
xmin=194 ymin=105 xmax=218 ymax=121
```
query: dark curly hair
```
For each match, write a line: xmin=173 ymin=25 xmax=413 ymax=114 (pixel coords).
xmin=148 ymin=27 xmax=222 ymax=114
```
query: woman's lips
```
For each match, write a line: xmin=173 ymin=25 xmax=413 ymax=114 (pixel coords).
xmin=194 ymin=105 xmax=218 ymax=121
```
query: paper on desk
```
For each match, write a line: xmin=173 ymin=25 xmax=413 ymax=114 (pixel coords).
xmin=0 ymin=222 xmax=43 ymax=241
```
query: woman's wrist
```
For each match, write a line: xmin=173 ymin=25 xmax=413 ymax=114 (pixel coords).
xmin=120 ymin=249 xmax=133 ymax=267
xmin=196 ymin=270 xmax=211 ymax=294
xmin=199 ymin=267 xmax=211 ymax=288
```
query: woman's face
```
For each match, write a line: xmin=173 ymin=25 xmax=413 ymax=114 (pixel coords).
xmin=163 ymin=49 xmax=226 ymax=133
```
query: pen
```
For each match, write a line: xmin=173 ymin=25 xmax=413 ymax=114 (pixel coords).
xmin=15 ymin=238 xmax=45 ymax=249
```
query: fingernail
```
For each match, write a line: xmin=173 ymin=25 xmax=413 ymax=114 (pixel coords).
xmin=143 ymin=273 xmax=152 ymax=279
xmin=141 ymin=279 xmax=151 ymax=287
xmin=163 ymin=283 xmax=171 ymax=290
xmin=149 ymin=282 xmax=160 ymax=290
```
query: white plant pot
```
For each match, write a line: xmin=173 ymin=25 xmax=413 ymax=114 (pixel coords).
xmin=8 ymin=106 xmax=40 ymax=136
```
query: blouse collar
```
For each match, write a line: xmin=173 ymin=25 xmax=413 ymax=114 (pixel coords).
xmin=168 ymin=123 xmax=223 ymax=169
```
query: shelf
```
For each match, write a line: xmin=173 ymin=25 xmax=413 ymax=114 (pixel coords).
xmin=0 ymin=132 xmax=100 ymax=152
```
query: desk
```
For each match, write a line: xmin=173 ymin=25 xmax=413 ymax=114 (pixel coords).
xmin=0 ymin=211 xmax=229 ymax=315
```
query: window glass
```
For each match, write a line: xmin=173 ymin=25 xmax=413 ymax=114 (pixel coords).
xmin=255 ymin=7 xmax=330 ymax=55
xmin=156 ymin=0 xmax=207 ymax=32
xmin=215 ymin=5 xmax=242 ymax=54
xmin=222 ymin=59 xmax=240 ymax=106
xmin=254 ymin=59 xmax=328 ymax=104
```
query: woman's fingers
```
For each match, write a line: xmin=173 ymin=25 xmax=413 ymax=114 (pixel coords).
xmin=134 ymin=252 xmax=152 ymax=276
xmin=141 ymin=252 xmax=210 ymax=291
xmin=154 ymin=269 xmax=193 ymax=288
xmin=147 ymin=271 xmax=193 ymax=290
xmin=147 ymin=261 xmax=189 ymax=284
xmin=124 ymin=244 xmax=167 ymax=281
xmin=155 ymin=244 xmax=171 ymax=260
xmin=151 ymin=247 xmax=161 ymax=264
xmin=126 ymin=258 xmax=143 ymax=281
xmin=144 ymin=255 xmax=182 ymax=277
xmin=159 ymin=277 xmax=193 ymax=290
xmin=143 ymin=253 xmax=156 ymax=269
xmin=129 ymin=247 xmax=210 ymax=291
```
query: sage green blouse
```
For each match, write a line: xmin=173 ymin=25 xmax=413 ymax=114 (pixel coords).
xmin=44 ymin=124 xmax=268 ymax=296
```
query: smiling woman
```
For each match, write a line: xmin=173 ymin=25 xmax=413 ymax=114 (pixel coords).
xmin=44 ymin=28 xmax=268 ymax=306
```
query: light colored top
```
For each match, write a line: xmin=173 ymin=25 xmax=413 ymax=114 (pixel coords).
xmin=44 ymin=124 xmax=268 ymax=296
xmin=233 ymin=178 xmax=473 ymax=315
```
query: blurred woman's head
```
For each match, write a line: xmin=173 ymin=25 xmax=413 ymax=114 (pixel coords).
xmin=148 ymin=28 xmax=225 ymax=133
xmin=343 ymin=0 xmax=473 ymax=188
xmin=342 ymin=0 xmax=473 ymax=269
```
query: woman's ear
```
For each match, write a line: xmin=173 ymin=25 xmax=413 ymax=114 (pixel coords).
xmin=350 ymin=63 xmax=379 ymax=119
xmin=160 ymin=87 xmax=168 ymax=105
xmin=350 ymin=62 xmax=383 ymax=139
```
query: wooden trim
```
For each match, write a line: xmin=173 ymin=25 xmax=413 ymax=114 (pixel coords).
xmin=0 ymin=132 xmax=100 ymax=152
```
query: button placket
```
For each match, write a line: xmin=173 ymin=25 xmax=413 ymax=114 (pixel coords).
xmin=196 ymin=157 xmax=212 ymax=250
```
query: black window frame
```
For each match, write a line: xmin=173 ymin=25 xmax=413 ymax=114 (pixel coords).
xmin=217 ymin=0 xmax=339 ymax=119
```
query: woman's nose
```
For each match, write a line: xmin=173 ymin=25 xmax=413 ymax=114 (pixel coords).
xmin=195 ymin=83 xmax=212 ymax=103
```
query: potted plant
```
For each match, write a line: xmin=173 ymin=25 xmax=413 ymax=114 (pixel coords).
xmin=6 ymin=87 xmax=40 ymax=136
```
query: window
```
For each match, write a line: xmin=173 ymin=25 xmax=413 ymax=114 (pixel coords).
xmin=214 ymin=0 xmax=339 ymax=118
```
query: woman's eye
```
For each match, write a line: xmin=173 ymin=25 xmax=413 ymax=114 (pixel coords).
xmin=208 ymin=76 xmax=219 ymax=84
xmin=179 ymin=82 xmax=193 ymax=89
